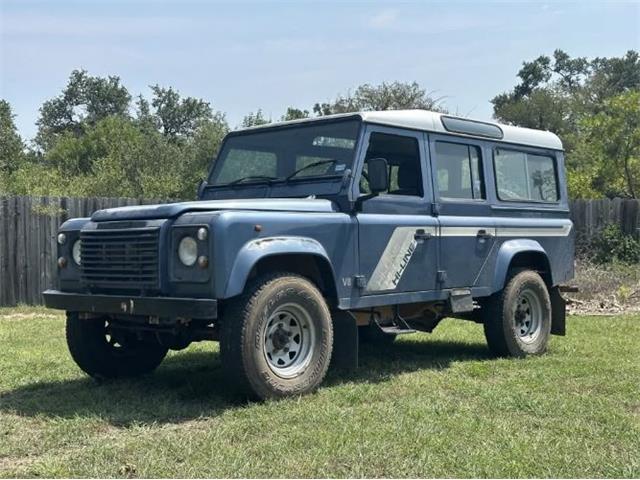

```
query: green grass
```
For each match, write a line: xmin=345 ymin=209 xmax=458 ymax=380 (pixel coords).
xmin=0 ymin=308 xmax=638 ymax=478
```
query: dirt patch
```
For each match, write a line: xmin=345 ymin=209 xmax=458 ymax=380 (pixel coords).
xmin=0 ymin=454 xmax=36 ymax=472
xmin=566 ymin=260 xmax=640 ymax=315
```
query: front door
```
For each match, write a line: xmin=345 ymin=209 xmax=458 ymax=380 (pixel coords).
xmin=429 ymin=135 xmax=496 ymax=288
xmin=356 ymin=126 xmax=438 ymax=295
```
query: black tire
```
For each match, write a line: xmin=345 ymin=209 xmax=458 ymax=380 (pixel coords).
xmin=220 ymin=273 xmax=333 ymax=400
xmin=483 ymin=270 xmax=552 ymax=357
xmin=66 ymin=312 xmax=168 ymax=379
xmin=358 ymin=325 xmax=397 ymax=346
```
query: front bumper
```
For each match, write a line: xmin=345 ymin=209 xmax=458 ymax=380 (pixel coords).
xmin=42 ymin=290 xmax=217 ymax=318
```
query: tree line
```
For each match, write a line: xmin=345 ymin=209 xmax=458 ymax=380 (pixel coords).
xmin=0 ymin=49 xmax=638 ymax=200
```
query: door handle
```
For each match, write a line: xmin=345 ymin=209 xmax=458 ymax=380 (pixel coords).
xmin=414 ymin=229 xmax=433 ymax=241
xmin=477 ymin=229 xmax=493 ymax=240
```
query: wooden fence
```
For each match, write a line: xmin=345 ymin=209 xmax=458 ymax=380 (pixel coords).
xmin=1 ymin=195 xmax=639 ymax=307
xmin=569 ymin=198 xmax=640 ymax=245
xmin=0 ymin=196 xmax=166 ymax=307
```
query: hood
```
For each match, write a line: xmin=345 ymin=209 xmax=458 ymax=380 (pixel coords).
xmin=91 ymin=198 xmax=337 ymax=222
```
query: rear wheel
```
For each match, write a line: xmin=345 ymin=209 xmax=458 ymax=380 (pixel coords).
xmin=220 ymin=273 xmax=333 ymax=400
xmin=66 ymin=313 xmax=168 ymax=379
xmin=483 ymin=270 xmax=552 ymax=357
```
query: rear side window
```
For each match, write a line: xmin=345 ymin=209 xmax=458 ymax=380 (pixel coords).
xmin=494 ymin=149 xmax=558 ymax=202
xmin=434 ymin=142 xmax=484 ymax=200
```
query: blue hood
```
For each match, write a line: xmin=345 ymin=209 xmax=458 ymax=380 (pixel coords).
xmin=91 ymin=198 xmax=337 ymax=221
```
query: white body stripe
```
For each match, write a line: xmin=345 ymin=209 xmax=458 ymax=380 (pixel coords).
xmin=496 ymin=223 xmax=572 ymax=237
xmin=366 ymin=226 xmax=436 ymax=292
xmin=438 ymin=224 xmax=572 ymax=237
xmin=364 ymin=221 xmax=572 ymax=292
xmin=440 ymin=226 xmax=494 ymax=237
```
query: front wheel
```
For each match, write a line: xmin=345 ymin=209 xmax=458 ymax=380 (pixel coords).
xmin=66 ymin=313 xmax=168 ymax=379
xmin=220 ymin=273 xmax=333 ymax=400
xmin=482 ymin=270 xmax=552 ymax=357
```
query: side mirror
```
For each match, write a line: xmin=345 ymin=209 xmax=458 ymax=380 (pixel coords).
xmin=367 ymin=157 xmax=389 ymax=194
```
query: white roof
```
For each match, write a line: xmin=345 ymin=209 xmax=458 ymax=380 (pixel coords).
xmin=240 ymin=109 xmax=563 ymax=151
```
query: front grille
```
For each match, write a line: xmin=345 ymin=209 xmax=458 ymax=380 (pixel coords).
xmin=80 ymin=227 xmax=160 ymax=291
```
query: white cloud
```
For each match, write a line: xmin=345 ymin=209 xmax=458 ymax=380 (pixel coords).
xmin=368 ymin=9 xmax=399 ymax=29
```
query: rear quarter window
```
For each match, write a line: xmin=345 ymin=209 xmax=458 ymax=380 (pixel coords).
xmin=494 ymin=148 xmax=559 ymax=202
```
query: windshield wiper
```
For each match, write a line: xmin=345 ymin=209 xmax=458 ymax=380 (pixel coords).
xmin=225 ymin=175 xmax=279 ymax=186
xmin=285 ymin=160 xmax=337 ymax=181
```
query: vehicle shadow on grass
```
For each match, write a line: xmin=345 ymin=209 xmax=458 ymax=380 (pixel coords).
xmin=0 ymin=338 xmax=490 ymax=426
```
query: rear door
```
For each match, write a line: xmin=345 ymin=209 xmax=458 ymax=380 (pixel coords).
xmin=356 ymin=125 xmax=439 ymax=294
xmin=429 ymin=135 xmax=496 ymax=288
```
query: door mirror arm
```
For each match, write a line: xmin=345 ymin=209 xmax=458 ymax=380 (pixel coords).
xmin=354 ymin=192 xmax=379 ymax=212
xmin=196 ymin=178 xmax=207 ymax=199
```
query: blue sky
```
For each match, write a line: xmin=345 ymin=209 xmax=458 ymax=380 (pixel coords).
xmin=1 ymin=0 xmax=638 ymax=140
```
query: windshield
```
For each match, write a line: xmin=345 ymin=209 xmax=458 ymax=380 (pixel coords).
xmin=209 ymin=119 xmax=360 ymax=186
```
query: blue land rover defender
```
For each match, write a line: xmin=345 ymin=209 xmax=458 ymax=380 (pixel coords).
xmin=44 ymin=110 xmax=574 ymax=399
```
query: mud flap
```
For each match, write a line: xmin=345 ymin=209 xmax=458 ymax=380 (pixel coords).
xmin=330 ymin=311 xmax=358 ymax=371
xmin=550 ymin=287 xmax=566 ymax=336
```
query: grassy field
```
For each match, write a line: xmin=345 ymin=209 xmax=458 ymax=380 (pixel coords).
xmin=0 ymin=307 xmax=638 ymax=478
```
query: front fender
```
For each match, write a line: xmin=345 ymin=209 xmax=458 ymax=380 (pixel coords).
xmin=223 ymin=236 xmax=334 ymax=298
xmin=491 ymin=239 xmax=548 ymax=293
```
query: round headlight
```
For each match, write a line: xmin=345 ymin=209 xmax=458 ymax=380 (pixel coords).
xmin=178 ymin=236 xmax=198 ymax=266
xmin=57 ymin=233 xmax=67 ymax=245
xmin=72 ymin=239 xmax=81 ymax=265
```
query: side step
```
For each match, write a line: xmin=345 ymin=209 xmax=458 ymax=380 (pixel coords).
xmin=377 ymin=325 xmax=417 ymax=335
xmin=372 ymin=306 xmax=416 ymax=335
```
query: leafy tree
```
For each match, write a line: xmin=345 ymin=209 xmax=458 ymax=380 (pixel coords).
xmin=180 ymin=113 xmax=229 ymax=192
xmin=281 ymin=107 xmax=310 ymax=121
xmin=491 ymin=88 xmax=570 ymax=136
xmin=245 ymin=82 xmax=444 ymax=127
xmin=0 ymin=100 xmax=25 ymax=176
xmin=313 ymin=81 xmax=445 ymax=116
xmin=241 ymin=109 xmax=271 ymax=127
xmin=36 ymin=70 xmax=131 ymax=150
xmin=587 ymin=51 xmax=640 ymax=105
xmin=493 ymin=50 xmax=640 ymax=198
xmin=7 ymin=70 xmax=230 ymax=199
xmin=493 ymin=50 xmax=639 ymax=131
xmin=148 ymin=85 xmax=213 ymax=140
xmin=29 ymin=114 xmax=228 ymax=199
xmin=570 ymin=90 xmax=639 ymax=198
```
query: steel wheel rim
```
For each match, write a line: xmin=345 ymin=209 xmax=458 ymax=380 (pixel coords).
xmin=263 ymin=303 xmax=315 ymax=378
xmin=514 ymin=288 xmax=542 ymax=344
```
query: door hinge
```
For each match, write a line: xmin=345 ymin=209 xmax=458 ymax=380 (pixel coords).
xmin=437 ymin=270 xmax=447 ymax=284
xmin=354 ymin=275 xmax=367 ymax=289
xmin=431 ymin=203 xmax=440 ymax=216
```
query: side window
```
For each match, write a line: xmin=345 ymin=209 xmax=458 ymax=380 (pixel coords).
xmin=360 ymin=132 xmax=423 ymax=196
xmin=494 ymin=149 xmax=558 ymax=202
xmin=216 ymin=149 xmax=277 ymax=183
xmin=434 ymin=142 xmax=484 ymax=200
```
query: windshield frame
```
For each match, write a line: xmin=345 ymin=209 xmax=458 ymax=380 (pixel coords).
xmin=206 ymin=115 xmax=363 ymax=190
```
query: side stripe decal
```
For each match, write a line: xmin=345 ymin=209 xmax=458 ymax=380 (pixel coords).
xmin=366 ymin=226 xmax=436 ymax=292
xmin=364 ymin=221 xmax=572 ymax=292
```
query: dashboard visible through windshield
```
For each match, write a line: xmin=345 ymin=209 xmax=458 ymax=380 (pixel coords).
xmin=209 ymin=119 xmax=361 ymax=186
